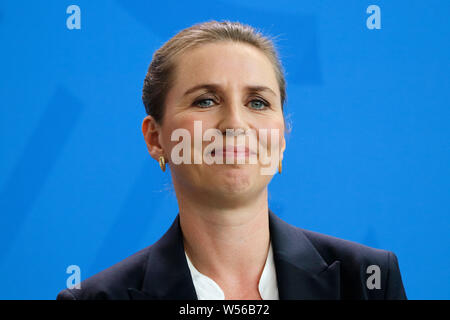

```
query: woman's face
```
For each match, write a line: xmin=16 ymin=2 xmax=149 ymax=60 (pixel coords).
xmin=152 ymin=41 xmax=285 ymax=205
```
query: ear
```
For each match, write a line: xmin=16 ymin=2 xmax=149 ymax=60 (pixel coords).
xmin=142 ymin=115 xmax=164 ymax=161
xmin=280 ymin=134 xmax=286 ymax=161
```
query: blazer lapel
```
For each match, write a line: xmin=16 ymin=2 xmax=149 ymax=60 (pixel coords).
xmin=269 ymin=211 xmax=341 ymax=299
xmin=127 ymin=211 xmax=340 ymax=300
xmin=127 ymin=215 xmax=198 ymax=300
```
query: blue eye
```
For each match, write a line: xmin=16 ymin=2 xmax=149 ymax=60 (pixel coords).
xmin=194 ymin=99 xmax=215 ymax=108
xmin=249 ymin=99 xmax=268 ymax=110
xmin=193 ymin=98 xmax=269 ymax=109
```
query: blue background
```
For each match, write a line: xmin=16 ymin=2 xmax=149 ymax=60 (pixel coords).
xmin=0 ymin=0 xmax=449 ymax=299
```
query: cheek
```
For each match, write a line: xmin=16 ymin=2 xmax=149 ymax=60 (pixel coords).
xmin=254 ymin=119 xmax=285 ymax=150
xmin=161 ymin=117 xmax=215 ymax=163
xmin=162 ymin=111 xmax=194 ymax=138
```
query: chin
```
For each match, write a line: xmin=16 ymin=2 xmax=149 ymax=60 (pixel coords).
xmin=207 ymin=165 xmax=259 ymax=196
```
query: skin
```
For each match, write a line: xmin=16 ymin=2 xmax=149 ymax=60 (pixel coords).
xmin=142 ymin=41 xmax=286 ymax=299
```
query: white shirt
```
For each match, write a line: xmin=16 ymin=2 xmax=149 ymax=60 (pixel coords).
xmin=184 ymin=242 xmax=279 ymax=300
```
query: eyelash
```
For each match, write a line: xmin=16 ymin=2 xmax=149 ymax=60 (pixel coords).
xmin=193 ymin=97 xmax=270 ymax=110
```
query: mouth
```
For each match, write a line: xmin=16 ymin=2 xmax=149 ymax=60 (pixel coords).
xmin=210 ymin=146 xmax=256 ymax=159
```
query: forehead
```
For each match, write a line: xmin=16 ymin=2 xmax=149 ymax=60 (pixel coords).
xmin=171 ymin=41 xmax=279 ymax=95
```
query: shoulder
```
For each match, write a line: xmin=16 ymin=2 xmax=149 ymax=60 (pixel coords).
xmin=56 ymin=245 xmax=151 ymax=300
xmin=300 ymin=227 xmax=391 ymax=267
xmin=298 ymin=227 xmax=406 ymax=299
xmin=271 ymin=212 xmax=393 ymax=269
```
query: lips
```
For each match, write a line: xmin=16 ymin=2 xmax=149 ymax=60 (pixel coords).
xmin=211 ymin=145 xmax=255 ymax=158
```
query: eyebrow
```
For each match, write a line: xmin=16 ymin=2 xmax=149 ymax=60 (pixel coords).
xmin=183 ymin=83 xmax=277 ymax=97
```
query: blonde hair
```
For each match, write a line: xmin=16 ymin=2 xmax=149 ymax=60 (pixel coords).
xmin=142 ymin=20 xmax=287 ymax=123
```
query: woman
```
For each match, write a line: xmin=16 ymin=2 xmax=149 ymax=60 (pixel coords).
xmin=57 ymin=20 xmax=406 ymax=300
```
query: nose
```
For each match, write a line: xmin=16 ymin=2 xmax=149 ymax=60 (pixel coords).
xmin=217 ymin=98 xmax=248 ymax=134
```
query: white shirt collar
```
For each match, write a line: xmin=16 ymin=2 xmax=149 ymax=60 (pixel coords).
xmin=184 ymin=242 xmax=279 ymax=300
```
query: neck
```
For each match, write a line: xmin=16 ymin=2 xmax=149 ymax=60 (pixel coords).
xmin=175 ymin=183 xmax=270 ymax=297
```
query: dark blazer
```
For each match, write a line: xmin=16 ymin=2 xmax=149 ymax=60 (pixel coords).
xmin=56 ymin=211 xmax=407 ymax=300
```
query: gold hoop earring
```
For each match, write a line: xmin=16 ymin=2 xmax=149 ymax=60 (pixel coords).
xmin=159 ymin=156 xmax=166 ymax=172
xmin=278 ymin=159 xmax=282 ymax=174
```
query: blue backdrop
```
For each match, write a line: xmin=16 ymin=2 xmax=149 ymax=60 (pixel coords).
xmin=0 ymin=0 xmax=449 ymax=299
